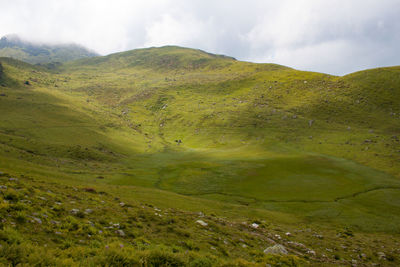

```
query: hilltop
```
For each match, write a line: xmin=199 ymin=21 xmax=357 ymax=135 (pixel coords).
xmin=0 ymin=34 xmax=98 ymax=65
xmin=0 ymin=47 xmax=399 ymax=266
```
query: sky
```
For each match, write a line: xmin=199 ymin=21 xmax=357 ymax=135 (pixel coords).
xmin=0 ymin=0 xmax=399 ymax=75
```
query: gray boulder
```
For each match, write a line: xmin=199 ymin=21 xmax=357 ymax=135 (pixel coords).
xmin=263 ymin=244 xmax=288 ymax=255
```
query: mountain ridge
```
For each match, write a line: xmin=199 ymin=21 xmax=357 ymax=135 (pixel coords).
xmin=0 ymin=34 xmax=99 ymax=64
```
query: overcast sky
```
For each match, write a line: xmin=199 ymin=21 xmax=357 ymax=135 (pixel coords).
xmin=1 ymin=0 xmax=399 ymax=75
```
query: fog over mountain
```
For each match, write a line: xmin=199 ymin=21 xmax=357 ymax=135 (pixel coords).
xmin=0 ymin=0 xmax=399 ymax=74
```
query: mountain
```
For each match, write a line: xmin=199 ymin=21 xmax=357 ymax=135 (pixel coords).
xmin=0 ymin=47 xmax=399 ymax=266
xmin=0 ymin=34 xmax=98 ymax=65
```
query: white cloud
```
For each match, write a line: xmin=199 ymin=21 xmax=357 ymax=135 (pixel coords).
xmin=0 ymin=0 xmax=399 ymax=75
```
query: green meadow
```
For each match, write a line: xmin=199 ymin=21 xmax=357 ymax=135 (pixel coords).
xmin=0 ymin=46 xmax=400 ymax=266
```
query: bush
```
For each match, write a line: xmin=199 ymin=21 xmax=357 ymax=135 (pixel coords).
xmin=103 ymin=249 xmax=140 ymax=267
xmin=15 ymin=211 xmax=27 ymax=224
xmin=0 ymin=227 xmax=23 ymax=244
xmin=189 ymin=257 xmax=213 ymax=267
xmin=142 ymin=250 xmax=185 ymax=267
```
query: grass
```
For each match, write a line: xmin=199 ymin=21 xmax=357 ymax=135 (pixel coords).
xmin=0 ymin=46 xmax=399 ymax=265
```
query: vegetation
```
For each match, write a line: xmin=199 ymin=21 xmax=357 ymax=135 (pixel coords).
xmin=0 ymin=45 xmax=399 ymax=266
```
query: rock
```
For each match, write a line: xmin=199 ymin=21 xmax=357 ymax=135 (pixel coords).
xmin=285 ymin=232 xmax=291 ymax=236
xmin=32 ymin=217 xmax=42 ymax=224
xmin=263 ymin=244 xmax=288 ymax=255
xmin=116 ymin=230 xmax=125 ymax=237
xmin=307 ymin=250 xmax=316 ymax=256
xmin=85 ymin=209 xmax=93 ymax=214
xmin=377 ymin=252 xmax=386 ymax=260
xmin=119 ymin=202 xmax=125 ymax=207
xmin=196 ymin=220 xmax=208 ymax=227
xmin=71 ymin=209 xmax=80 ymax=215
xmin=55 ymin=231 xmax=62 ymax=235
xmin=251 ymin=223 xmax=259 ymax=229
xmin=9 ymin=178 xmax=18 ymax=181
xmin=83 ymin=188 xmax=96 ymax=193
xmin=313 ymin=234 xmax=323 ymax=239
xmin=309 ymin=120 xmax=314 ymax=127
xmin=0 ymin=185 xmax=7 ymax=189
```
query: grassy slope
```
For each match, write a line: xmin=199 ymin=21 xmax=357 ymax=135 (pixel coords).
xmin=0 ymin=47 xmax=400 ymax=265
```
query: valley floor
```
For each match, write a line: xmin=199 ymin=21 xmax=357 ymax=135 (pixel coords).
xmin=0 ymin=48 xmax=400 ymax=266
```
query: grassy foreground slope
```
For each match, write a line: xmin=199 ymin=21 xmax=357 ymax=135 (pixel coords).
xmin=0 ymin=47 xmax=400 ymax=266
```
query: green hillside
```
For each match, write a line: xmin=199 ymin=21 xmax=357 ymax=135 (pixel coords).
xmin=0 ymin=35 xmax=98 ymax=65
xmin=0 ymin=47 xmax=399 ymax=266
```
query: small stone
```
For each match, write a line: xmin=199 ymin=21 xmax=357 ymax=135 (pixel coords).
xmin=119 ymin=202 xmax=125 ymax=207
xmin=196 ymin=220 xmax=208 ymax=227
xmin=377 ymin=252 xmax=386 ymax=260
xmin=116 ymin=230 xmax=125 ymax=236
xmin=71 ymin=209 xmax=80 ymax=214
xmin=307 ymin=250 xmax=316 ymax=256
xmin=33 ymin=217 xmax=42 ymax=224
xmin=264 ymin=244 xmax=288 ymax=255
xmin=285 ymin=232 xmax=291 ymax=236
xmin=85 ymin=209 xmax=93 ymax=214
xmin=9 ymin=178 xmax=18 ymax=181
xmin=251 ymin=223 xmax=259 ymax=229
